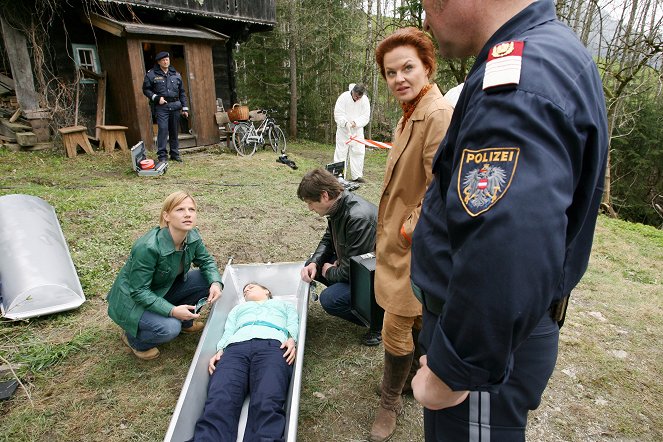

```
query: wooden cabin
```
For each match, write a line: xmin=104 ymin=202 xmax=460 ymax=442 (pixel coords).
xmin=0 ymin=0 xmax=276 ymax=151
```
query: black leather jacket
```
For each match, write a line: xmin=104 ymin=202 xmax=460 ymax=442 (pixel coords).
xmin=306 ymin=191 xmax=377 ymax=284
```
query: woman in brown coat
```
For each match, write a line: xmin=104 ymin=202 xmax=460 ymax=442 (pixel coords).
xmin=369 ymin=27 xmax=454 ymax=442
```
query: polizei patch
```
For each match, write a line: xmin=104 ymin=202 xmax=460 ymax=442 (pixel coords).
xmin=458 ymin=147 xmax=520 ymax=216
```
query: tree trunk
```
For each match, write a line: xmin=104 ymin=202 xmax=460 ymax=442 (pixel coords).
xmin=364 ymin=0 xmax=373 ymax=84
xmin=602 ymin=100 xmax=617 ymax=217
xmin=289 ymin=0 xmax=298 ymax=139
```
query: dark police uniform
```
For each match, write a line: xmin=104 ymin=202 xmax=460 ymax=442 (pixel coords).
xmin=142 ymin=56 xmax=188 ymax=161
xmin=410 ymin=2 xmax=608 ymax=440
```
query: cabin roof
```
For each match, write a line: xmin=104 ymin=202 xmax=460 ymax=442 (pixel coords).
xmin=99 ymin=0 xmax=277 ymax=26
xmin=89 ymin=13 xmax=229 ymax=40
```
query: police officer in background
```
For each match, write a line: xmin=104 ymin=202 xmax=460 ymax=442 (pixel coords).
xmin=143 ymin=51 xmax=189 ymax=163
xmin=410 ymin=1 xmax=608 ymax=440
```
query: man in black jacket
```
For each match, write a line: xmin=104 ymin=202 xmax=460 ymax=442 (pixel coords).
xmin=142 ymin=51 xmax=189 ymax=163
xmin=298 ymin=168 xmax=380 ymax=346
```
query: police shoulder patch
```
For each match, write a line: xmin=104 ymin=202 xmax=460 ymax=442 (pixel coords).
xmin=457 ymin=147 xmax=520 ymax=216
xmin=483 ymin=41 xmax=524 ymax=92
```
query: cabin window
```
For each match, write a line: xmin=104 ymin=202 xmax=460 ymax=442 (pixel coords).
xmin=72 ymin=44 xmax=101 ymax=84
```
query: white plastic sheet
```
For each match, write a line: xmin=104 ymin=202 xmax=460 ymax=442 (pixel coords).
xmin=0 ymin=194 xmax=85 ymax=320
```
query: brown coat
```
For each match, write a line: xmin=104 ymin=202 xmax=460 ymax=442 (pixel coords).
xmin=374 ymin=84 xmax=453 ymax=316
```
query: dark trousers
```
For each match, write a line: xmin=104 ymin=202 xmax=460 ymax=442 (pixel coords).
xmin=192 ymin=339 xmax=293 ymax=442
xmin=421 ymin=312 xmax=559 ymax=441
xmin=155 ymin=104 xmax=181 ymax=160
xmin=125 ymin=269 xmax=208 ymax=351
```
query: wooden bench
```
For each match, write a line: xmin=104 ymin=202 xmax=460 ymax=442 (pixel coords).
xmin=96 ymin=125 xmax=129 ymax=153
xmin=58 ymin=125 xmax=94 ymax=158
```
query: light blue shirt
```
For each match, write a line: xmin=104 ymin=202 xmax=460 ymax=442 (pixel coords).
xmin=216 ymin=299 xmax=299 ymax=351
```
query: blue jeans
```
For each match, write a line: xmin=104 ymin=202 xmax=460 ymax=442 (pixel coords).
xmin=125 ymin=269 xmax=209 ymax=351
xmin=191 ymin=339 xmax=293 ymax=442
xmin=315 ymin=274 xmax=366 ymax=328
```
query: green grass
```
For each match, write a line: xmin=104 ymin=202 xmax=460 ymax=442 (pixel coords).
xmin=0 ymin=142 xmax=661 ymax=441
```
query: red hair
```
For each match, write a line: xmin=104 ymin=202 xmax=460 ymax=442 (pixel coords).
xmin=375 ymin=27 xmax=437 ymax=80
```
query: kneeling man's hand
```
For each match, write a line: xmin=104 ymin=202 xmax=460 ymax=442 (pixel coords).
xmin=321 ymin=262 xmax=336 ymax=278
xmin=300 ymin=263 xmax=317 ymax=283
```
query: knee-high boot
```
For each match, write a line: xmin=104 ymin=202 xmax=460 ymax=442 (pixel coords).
xmin=368 ymin=351 xmax=414 ymax=442
xmin=402 ymin=328 xmax=422 ymax=395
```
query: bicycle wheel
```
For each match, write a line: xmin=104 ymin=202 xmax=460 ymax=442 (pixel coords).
xmin=268 ymin=125 xmax=287 ymax=154
xmin=232 ymin=122 xmax=257 ymax=156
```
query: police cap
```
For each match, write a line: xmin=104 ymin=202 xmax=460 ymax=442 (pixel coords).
xmin=155 ymin=51 xmax=170 ymax=62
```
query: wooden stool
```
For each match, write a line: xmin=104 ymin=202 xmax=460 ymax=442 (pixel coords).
xmin=58 ymin=125 xmax=94 ymax=158
xmin=96 ymin=125 xmax=129 ymax=153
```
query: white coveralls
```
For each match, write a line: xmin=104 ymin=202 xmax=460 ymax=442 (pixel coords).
xmin=443 ymin=83 xmax=464 ymax=109
xmin=333 ymin=84 xmax=371 ymax=180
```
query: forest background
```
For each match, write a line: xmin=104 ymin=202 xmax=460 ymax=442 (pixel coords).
xmin=234 ymin=0 xmax=663 ymax=228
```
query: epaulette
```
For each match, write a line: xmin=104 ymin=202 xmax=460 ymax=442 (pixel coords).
xmin=483 ymin=41 xmax=524 ymax=93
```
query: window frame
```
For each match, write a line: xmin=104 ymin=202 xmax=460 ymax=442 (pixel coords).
xmin=72 ymin=44 xmax=101 ymax=84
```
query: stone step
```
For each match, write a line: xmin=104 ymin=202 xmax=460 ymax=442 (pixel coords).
xmin=1 ymin=118 xmax=31 ymax=132
xmin=152 ymin=133 xmax=197 ymax=149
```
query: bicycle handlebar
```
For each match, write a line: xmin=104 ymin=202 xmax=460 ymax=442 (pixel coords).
xmin=256 ymin=108 xmax=279 ymax=115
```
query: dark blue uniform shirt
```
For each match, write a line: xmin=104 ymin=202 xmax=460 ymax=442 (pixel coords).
xmin=411 ymin=1 xmax=608 ymax=393
xmin=142 ymin=65 xmax=188 ymax=110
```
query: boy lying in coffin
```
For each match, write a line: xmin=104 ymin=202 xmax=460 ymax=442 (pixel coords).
xmin=188 ymin=282 xmax=299 ymax=442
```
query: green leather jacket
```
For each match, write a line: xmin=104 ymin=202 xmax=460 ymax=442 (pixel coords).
xmin=107 ymin=227 xmax=222 ymax=337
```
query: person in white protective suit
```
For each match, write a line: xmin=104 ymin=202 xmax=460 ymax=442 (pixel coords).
xmin=333 ymin=83 xmax=371 ymax=182
xmin=443 ymin=82 xmax=464 ymax=108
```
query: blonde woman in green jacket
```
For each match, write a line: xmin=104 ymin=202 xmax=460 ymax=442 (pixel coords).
xmin=107 ymin=191 xmax=223 ymax=360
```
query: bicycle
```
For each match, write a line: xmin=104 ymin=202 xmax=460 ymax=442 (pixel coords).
xmin=231 ymin=109 xmax=287 ymax=157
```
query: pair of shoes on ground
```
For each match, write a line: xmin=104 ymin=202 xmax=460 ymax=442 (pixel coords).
xmin=181 ymin=321 xmax=205 ymax=334
xmin=362 ymin=330 xmax=382 ymax=346
xmin=352 ymin=177 xmax=366 ymax=183
xmin=121 ymin=333 xmax=160 ymax=361
xmin=276 ymin=154 xmax=298 ymax=170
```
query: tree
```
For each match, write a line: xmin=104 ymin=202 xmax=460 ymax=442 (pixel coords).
xmin=557 ymin=0 xmax=663 ymax=216
xmin=610 ymin=91 xmax=663 ymax=226
xmin=288 ymin=0 xmax=299 ymax=139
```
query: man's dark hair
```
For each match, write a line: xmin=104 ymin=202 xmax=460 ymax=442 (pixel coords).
xmin=352 ymin=83 xmax=366 ymax=97
xmin=297 ymin=168 xmax=344 ymax=202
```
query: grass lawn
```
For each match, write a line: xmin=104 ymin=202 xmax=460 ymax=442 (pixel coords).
xmin=0 ymin=141 xmax=661 ymax=441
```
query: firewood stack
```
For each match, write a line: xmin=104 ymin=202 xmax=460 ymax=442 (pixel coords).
xmin=0 ymin=78 xmax=52 ymax=151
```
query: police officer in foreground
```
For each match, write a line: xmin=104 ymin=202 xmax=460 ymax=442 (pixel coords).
xmin=143 ymin=51 xmax=189 ymax=163
xmin=411 ymin=1 xmax=608 ymax=440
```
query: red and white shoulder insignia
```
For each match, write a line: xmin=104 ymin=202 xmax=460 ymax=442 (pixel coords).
xmin=483 ymin=41 xmax=524 ymax=91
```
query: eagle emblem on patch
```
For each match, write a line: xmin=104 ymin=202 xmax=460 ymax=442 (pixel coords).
xmin=491 ymin=41 xmax=515 ymax=58
xmin=458 ymin=147 xmax=520 ymax=216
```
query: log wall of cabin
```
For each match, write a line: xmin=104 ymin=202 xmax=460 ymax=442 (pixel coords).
xmin=49 ymin=18 xmax=99 ymax=134
xmin=98 ymin=34 xmax=149 ymax=148
xmin=212 ymin=44 xmax=232 ymax=110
